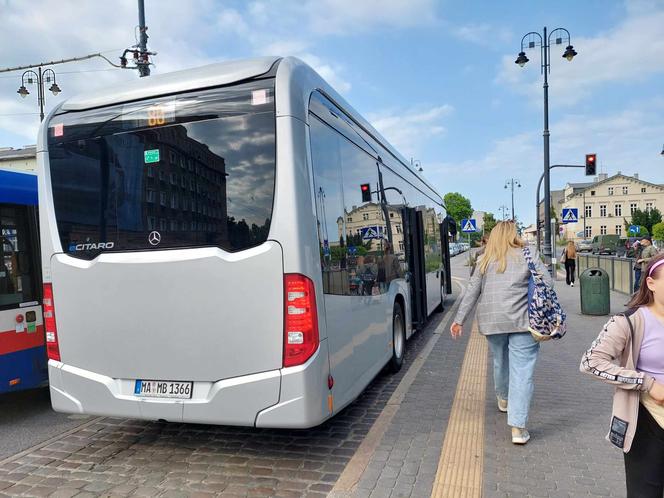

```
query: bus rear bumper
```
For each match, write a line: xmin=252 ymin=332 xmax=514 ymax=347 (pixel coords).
xmin=48 ymin=360 xmax=282 ymax=426
xmin=255 ymin=339 xmax=331 ymax=429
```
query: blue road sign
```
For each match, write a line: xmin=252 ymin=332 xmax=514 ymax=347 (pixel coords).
xmin=629 ymin=225 xmax=639 ymax=234
xmin=460 ymin=218 xmax=477 ymax=233
xmin=561 ymin=208 xmax=579 ymax=224
xmin=361 ymin=226 xmax=382 ymax=240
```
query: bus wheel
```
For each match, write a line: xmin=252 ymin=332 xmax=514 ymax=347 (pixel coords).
xmin=434 ymin=285 xmax=445 ymax=313
xmin=389 ymin=302 xmax=405 ymax=373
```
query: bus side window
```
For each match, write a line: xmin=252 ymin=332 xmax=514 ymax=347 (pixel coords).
xmin=310 ymin=115 xmax=347 ymax=296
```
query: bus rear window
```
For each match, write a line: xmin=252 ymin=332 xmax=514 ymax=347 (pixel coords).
xmin=47 ymin=80 xmax=276 ymax=259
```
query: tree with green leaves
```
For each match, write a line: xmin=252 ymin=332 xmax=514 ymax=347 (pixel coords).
xmin=483 ymin=212 xmax=498 ymax=234
xmin=626 ymin=208 xmax=662 ymax=234
xmin=443 ymin=192 xmax=473 ymax=225
xmin=652 ymin=222 xmax=664 ymax=242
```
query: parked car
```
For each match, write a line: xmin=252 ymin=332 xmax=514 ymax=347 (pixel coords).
xmin=577 ymin=239 xmax=593 ymax=252
xmin=591 ymin=234 xmax=621 ymax=255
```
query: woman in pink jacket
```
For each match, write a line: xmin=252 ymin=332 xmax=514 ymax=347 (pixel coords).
xmin=581 ymin=253 xmax=664 ymax=497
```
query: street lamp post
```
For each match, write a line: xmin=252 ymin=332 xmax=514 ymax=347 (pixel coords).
xmin=499 ymin=205 xmax=510 ymax=221
xmin=516 ymin=27 xmax=577 ymax=274
xmin=504 ymin=178 xmax=521 ymax=221
xmin=17 ymin=67 xmax=61 ymax=121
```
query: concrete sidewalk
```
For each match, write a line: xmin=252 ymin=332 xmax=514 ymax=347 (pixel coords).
xmin=337 ymin=258 xmax=633 ymax=498
xmin=482 ymin=276 xmax=629 ymax=497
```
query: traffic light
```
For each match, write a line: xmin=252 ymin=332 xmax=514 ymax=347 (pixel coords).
xmin=585 ymin=154 xmax=597 ymax=176
xmin=361 ymin=183 xmax=371 ymax=202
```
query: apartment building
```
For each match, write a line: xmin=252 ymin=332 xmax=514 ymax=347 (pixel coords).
xmin=559 ymin=172 xmax=664 ymax=241
xmin=0 ymin=146 xmax=36 ymax=171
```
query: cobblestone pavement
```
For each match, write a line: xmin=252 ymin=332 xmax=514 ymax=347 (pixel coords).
xmin=338 ymin=256 xmax=472 ymax=498
xmin=482 ymin=275 xmax=627 ymax=498
xmin=0 ymin=282 xmax=456 ymax=497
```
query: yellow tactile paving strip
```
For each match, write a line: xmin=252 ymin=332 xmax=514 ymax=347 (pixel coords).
xmin=431 ymin=321 xmax=488 ymax=498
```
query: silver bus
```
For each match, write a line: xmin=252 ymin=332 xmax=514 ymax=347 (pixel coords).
xmin=38 ymin=57 xmax=450 ymax=428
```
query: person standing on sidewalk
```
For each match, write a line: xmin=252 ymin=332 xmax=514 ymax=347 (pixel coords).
xmin=450 ymin=221 xmax=551 ymax=445
xmin=632 ymin=241 xmax=642 ymax=293
xmin=581 ymin=253 xmax=664 ymax=498
xmin=635 ymin=238 xmax=659 ymax=291
xmin=561 ymin=241 xmax=577 ymax=287
xmin=469 ymin=235 xmax=488 ymax=277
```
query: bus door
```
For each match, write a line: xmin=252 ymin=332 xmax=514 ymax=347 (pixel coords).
xmin=402 ymin=208 xmax=427 ymax=330
xmin=0 ymin=201 xmax=46 ymax=394
xmin=440 ymin=219 xmax=453 ymax=295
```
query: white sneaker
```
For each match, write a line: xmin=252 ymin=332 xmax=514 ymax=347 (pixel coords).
xmin=571 ymin=282 xmax=574 ymax=287
xmin=511 ymin=427 xmax=530 ymax=445
xmin=497 ymin=396 xmax=508 ymax=413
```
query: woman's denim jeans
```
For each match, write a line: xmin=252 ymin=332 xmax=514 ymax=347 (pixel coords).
xmin=486 ymin=332 xmax=540 ymax=428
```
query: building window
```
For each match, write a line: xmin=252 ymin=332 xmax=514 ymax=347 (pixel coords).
xmin=622 ymin=186 xmax=628 ymax=195
xmin=170 ymin=193 xmax=178 ymax=209
xmin=615 ymin=204 xmax=622 ymax=216
xmin=398 ymin=240 xmax=405 ymax=252
xmin=147 ymin=216 xmax=156 ymax=230
xmin=147 ymin=166 xmax=154 ymax=178
xmin=159 ymin=170 xmax=166 ymax=181
xmin=608 ymin=187 xmax=614 ymax=196
xmin=160 ymin=191 xmax=166 ymax=206
xmin=390 ymin=212 xmax=394 ymax=218
xmin=160 ymin=218 xmax=167 ymax=231
xmin=169 ymin=150 xmax=177 ymax=164
xmin=170 ymin=173 xmax=177 ymax=185
xmin=347 ymin=217 xmax=352 ymax=222
xmin=641 ymin=187 xmax=646 ymax=193
xmin=362 ymin=213 xmax=369 ymax=221
xmin=585 ymin=205 xmax=592 ymax=218
xmin=600 ymin=225 xmax=607 ymax=235
xmin=585 ymin=226 xmax=592 ymax=238
xmin=599 ymin=204 xmax=607 ymax=217
xmin=396 ymin=224 xmax=402 ymax=234
xmin=630 ymin=203 xmax=638 ymax=214
xmin=615 ymin=225 xmax=622 ymax=235
xmin=590 ymin=190 xmax=596 ymax=196
xmin=646 ymin=202 xmax=654 ymax=212
xmin=146 ymin=190 xmax=155 ymax=203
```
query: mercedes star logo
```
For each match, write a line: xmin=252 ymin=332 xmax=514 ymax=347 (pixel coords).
xmin=148 ymin=231 xmax=162 ymax=246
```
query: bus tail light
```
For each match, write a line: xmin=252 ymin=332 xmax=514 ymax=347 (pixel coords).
xmin=283 ymin=274 xmax=319 ymax=368
xmin=43 ymin=283 xmax=61 ymax=361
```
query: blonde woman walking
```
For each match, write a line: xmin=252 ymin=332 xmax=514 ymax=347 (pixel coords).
xmin=450 ymin=221 xmax=552 ymax=444
xmin=562 ymin=241 xmax=577 ymax=287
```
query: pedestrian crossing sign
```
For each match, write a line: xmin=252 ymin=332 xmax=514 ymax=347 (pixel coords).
xmin=361 ymin=226 xmax=382 ymax=240
xmin=460 ymin=218 xmax=477 ymax=233
xmin=561 ymin=208 xmax=578 ymax=224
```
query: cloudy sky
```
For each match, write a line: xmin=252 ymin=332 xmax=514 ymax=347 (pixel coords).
xmin=1 ymin=0 xmax=663 ymax=225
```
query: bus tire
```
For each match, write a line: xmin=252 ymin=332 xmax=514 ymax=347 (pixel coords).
xmin=389 ymin=302 xmax=406 ymax=373
xmin=434 ymin=285 xmax=445 ymax=313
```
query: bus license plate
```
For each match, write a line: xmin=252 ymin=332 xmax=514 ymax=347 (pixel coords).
xmin=134 ymin=380 xmax=193 ymax=399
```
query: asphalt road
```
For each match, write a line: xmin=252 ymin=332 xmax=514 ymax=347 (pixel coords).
xmin=0 ymin=387 xmax=93 ymax=460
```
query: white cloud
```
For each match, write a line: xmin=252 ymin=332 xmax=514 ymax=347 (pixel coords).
xmin=425 ymin=98 xmax=664 ymax=222
xmin=367 ymin=105 xmax=454 ymax=158
xmin=497 ymin=7 xmax=664 ymax=106
xmin=451 ymin=23 xmax=512 ymax=47
xmin=305 ymin=0 xmax=439 ymax=35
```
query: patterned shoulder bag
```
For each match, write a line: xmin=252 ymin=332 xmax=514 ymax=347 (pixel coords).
xmin=523 ymin=247 xmax=567 ymax=342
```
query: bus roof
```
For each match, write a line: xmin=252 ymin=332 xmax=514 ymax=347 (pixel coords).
xmin=0 ymin=168 xmax=38 ymax=205
xmin=60 ymin=56 xmax=281 ymax=111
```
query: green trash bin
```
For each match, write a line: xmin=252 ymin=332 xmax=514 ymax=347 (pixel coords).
xmin=580 ymin=267 xmax=610 ymax=315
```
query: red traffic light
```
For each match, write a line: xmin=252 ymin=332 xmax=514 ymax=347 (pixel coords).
xmin=361 ymin=183 xmax=371 ymax=202
xmin=585 ymin=154 xmax=597 ymax=176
